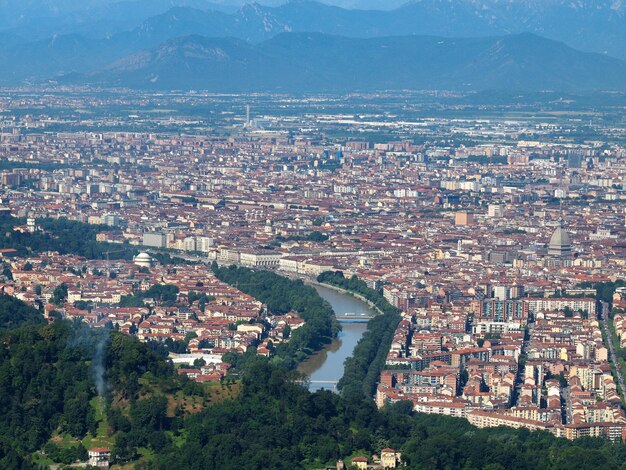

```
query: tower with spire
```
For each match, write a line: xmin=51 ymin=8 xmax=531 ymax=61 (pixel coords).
xmin=548 ymin=222 xmax=572 ymax=258
xmin=548 ymin=165 xmax=572 ymax=258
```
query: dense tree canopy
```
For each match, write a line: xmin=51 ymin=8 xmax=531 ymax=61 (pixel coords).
xmin=0 ymin=322 xmax=98 ymax=459
xmin=119 ymin=283 xmax=180 ymax=308
xmin=0 ymin=217 xmax=195 ymax=266
xmin=0 ymin=302 xmax=188 ymax=469
xmin=147 ymin=361 xmax=626 ymax=470
xmin=0 ymin=295 xmax=625 ymax=469
xmin=0 ymin=217 xmax=136 ymax=260
xmin=577 ymin=279 xmax=626 ymax=304
xmin=0 ymin=294 xmax=45 ymax=329
xmin=213 ymin=264 xmax=341 ymax=366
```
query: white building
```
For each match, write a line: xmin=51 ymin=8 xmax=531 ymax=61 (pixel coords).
xmin=133 ymin=252 xmax=154 ymax=269
xmin=143 ymin=232 xmax=167 ymax=248
xmin=88 ymin=448 xmax=110 ymax=468
xmin=239 ymin=252 xmax=281 ymax=269
xmin=488 ymin=204 xmax=505 ymax=218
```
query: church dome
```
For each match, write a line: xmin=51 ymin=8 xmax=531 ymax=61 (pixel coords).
xmin=134 ymin=252 xmax=153 ymax=267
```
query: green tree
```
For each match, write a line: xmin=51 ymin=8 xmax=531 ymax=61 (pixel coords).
xmin=51 ymin=283 xmax=68 ymax=305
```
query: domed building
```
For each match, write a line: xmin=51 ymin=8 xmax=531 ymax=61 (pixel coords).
xmin=548 ymin=224 xmax=572 ymax=258
xmin=133 ymin=252 xmax=154 ymax=268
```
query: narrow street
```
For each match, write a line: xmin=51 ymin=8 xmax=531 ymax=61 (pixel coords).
xmin=512 ymin=323 xmax=532 ymax=406
xmin=561 ymin=386 xmax=572 ymax=424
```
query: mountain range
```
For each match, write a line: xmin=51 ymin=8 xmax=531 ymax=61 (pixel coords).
xmin=75 ymin=33 xmax=626 ymax=92
xmin=0 ymin=0 xmax=625 ymax=92
xmin=1 ymin=0 xmax=625 ymax=58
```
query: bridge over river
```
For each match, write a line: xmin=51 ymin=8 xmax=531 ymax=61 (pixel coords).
xmin=335 ymin=312 xmax=374 ymax=322
xmin=297 ymin=284 xmax=376 ymax=392
xmin=307 ymin=380 xmax=339 ymax=391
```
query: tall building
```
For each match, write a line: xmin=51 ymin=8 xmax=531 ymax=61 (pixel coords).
xmin=143 ymin=232 xmax=167 ymax=248
xmin=474 ymin=299 xmax=528 ymax=323
xmin=488 ymin=204 xmax=505 ymax=218
xmin=493 ymin=285 xmax=510 ymax=301
xmin=455 ymin=211 xmax=474 ymax=226
xmin=567 ymin=152 xmax=583 ymax=168
xmin=548 ymin=224 xmax=572 ymax=258
xmin=102 ymin=214 xmax=120 ymax=227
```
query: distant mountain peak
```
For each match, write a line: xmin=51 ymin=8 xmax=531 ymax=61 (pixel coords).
xmin=1 ymin=0 xmax=626 ymax=86
xmin=239 ymin=2 xmax=265 ymax=13
xmin=82 ymin=32 xmax=626 ymax=92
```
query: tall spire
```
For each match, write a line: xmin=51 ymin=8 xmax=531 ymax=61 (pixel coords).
xmin=558 ymin=163 xmax=565 ymax=223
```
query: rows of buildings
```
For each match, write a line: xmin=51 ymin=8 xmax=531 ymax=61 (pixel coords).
xmin=1 ymin=90 xmax=626 ymax=440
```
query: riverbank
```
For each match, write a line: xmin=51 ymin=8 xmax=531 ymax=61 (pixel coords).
xmin=314 ymin=272 xmax=403 ymax=400
xmin=211 ymin=264 xmax=398 ymax=397
xmin=304 ymin=278 xmax=385 ymax=316
xmin=221 ymin=263 xmax=384 ymax=316
xmin=211 ymin=264 xmax=340 ymax=368
xmin=297 ymin=283 xmax=373 ymax=392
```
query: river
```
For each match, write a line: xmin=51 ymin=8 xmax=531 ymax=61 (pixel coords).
xmin=297 ymin=284 xmax=373 ymax=392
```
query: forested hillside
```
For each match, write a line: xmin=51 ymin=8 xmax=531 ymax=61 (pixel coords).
xmin=0 ymin=294 xmax=45 ymax=329
xmin=149 ymin=360 xmax=626 ymax=470
xmin=0 ymin=294 xmax=625 ymax=468
xmin=0 ymin=302 xmax=210 ymax=469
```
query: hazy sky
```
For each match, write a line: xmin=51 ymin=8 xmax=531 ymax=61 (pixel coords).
xmin=0 ymin=0 xmax=413 ymax=14
xmin=252 ymin=0 xmax=410 ymax=8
